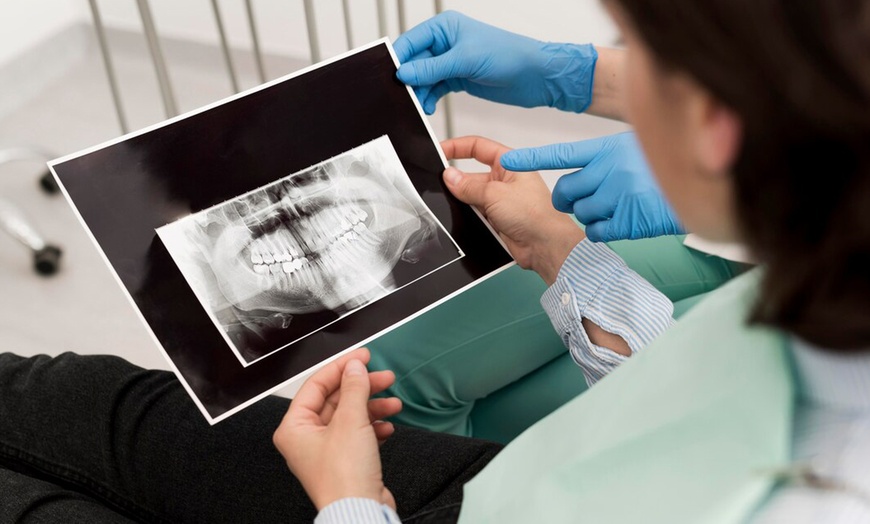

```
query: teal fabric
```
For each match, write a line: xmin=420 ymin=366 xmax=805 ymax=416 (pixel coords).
xmin=368 ymin=235 xmax=749 ymax=443
xmin=606 ymin=235 xmax=749 ymax=303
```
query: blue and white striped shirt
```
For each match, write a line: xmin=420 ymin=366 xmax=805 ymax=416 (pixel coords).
xmin=317 ymin=239 xmax=870 ymax=523
xmin=315 ymin=498 xmax=401 ymax=524
xmin=539 ymin=239 xmax=674 ymax=386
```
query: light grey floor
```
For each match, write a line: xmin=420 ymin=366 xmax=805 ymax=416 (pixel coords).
xmin=0 ymin=24 xmax=627 ymax=385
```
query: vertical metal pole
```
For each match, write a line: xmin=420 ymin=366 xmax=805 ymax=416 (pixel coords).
xmin=245 ymin=0 xmax=267 ymax=82
xmin=433 ymin=0 xmax=454 ymax=138
xmin=396 ymin=0 xmax=407 ymax=33
xmin=136 ymin=0 xmax=178 ymax=117
xmin=302 ymin=0 xmax=321 ymax=63
xmin=88 ymin=0 xmax=128 ymax=133
xmin=211 ymin=0 xmax=240 ymax=93
xmin=376 ymin=0 xmax=389 ymax=38
xmin=341 ymin=0 xmax=354 ymax=49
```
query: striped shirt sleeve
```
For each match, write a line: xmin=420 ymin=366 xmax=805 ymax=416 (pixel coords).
xmin=315 ymin=498 xmax=401 ymax=524
xmin=540 ymin=239 xmax=675 ymax=386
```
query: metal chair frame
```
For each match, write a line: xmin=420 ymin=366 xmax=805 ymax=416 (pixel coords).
xmin=87 ymin=0 xmax=455 ymax=137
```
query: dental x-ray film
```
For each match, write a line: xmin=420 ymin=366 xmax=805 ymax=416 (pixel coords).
xmin=157 ymin=136 xmax=463 ymax=367
xmin=48 ymin=40 xmax=513 ymax=424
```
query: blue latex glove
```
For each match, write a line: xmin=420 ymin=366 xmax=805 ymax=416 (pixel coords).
xmin=500 ymin=132 xmax=685 ymax=242
xmin=393 ymin=11 xmax=598 ymax=115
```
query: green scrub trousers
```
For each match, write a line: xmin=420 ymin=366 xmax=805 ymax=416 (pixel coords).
xmin=368 ymin=235 xmax=748 ymax=443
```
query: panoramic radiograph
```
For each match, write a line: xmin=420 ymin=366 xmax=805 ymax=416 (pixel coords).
xmin=158 ymin=136 xmax=461 ymax=364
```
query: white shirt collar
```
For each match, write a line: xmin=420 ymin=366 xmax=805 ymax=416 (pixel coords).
xmin=791 ymin=337 xmax=870 ymax=412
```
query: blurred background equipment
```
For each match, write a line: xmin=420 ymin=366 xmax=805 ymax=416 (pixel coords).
xmin=0 ymin=147 xmax=62 ymax=275
xmin=0 ymin=197 xmax=63 ymax=276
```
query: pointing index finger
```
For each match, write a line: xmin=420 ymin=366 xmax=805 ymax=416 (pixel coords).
xmin=500 ymin=136 xmax=608 ymax=171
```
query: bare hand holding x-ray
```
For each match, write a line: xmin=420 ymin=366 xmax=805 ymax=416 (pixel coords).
xmin=158 ymin=136 xmax=462 ymax=365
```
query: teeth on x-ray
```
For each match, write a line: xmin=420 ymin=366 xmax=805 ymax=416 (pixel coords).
xmin=174 ymin=135 xmax=433 ymax=325
xmin=253 ymin=256 xmax=310 ymax=275
xmin=248 ymin=208 xmax=369 ymax=277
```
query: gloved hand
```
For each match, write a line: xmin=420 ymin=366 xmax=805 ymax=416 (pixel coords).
xmin=393 ymin=11 xmax=598 ymax=115
xmin=500 ymin=132 xmax=685 ymax=242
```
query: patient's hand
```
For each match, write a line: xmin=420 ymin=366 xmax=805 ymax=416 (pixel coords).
xmin=442 ymin=136 xmax=585 ymax=286
xmin=273 ymin=348 xmax=402 ymax=511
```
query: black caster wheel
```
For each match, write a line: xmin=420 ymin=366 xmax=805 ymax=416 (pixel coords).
xmin=39 ymin=170 xmax=60 ymax=194
xmin=34 ymin=245 xmax=62 ymax=276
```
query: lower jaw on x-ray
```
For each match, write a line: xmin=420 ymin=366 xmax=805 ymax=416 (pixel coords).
xmin=160 ymin=137 xmax=449 ymax=362
xmin=209 ymin=160 xmax=430 ymax=311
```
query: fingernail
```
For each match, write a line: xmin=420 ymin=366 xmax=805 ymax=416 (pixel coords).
xmin=444 ymin=167 xmax=462 ymax=185
xmin=345 ymin=359 xmax=366 ymax=376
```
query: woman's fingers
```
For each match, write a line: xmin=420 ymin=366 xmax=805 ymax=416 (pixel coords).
xmin=283 ymin=347 xmax=400 ymax=428
xmin=373 ymin=421 xmax=396 ymax=443
xmin=319 ymin=369 xmax=397 ymax=423
xmin=442 ymin=136 xmax=511 ymax=166
xmin=288 ymin=348 xmax=371 ymax=419
xmin=332 ymin=359 xmax=373 ymax=426
xmin=368 ymin=397 xmax=403 ymax=422
xmin=368 ymin=370 xmax=397 ymax=395
xmin=442 ymin=168 xmax=500 ymax=208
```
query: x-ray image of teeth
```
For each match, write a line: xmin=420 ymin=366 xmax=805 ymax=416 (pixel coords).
xmin=158 ymin=135 xmax=463 ymax=366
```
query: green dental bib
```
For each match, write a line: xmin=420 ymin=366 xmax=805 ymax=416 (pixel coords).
xmin=459 ymin=269 xmax=794 ymax=523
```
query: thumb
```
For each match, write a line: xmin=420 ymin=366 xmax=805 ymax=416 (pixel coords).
xmin=584 ymin=220 xmax=615 ymax=242
xmin=443 ymin=167 xmax=490 ymax=207
xmin=334 ymin=359 xmax=371 ymax=426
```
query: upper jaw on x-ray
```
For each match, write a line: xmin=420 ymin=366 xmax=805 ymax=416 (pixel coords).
xmin=201 ymin=156 xmax=425 ymax=316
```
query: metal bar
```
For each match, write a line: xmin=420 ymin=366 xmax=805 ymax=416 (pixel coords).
xmin=396 ymin=0 xmax=407 ymax=33
xmin=433 ymin=0 xmax=454 ymax=138
xmin=245 ymin=0 xmax=267 ymax=82
xmin=341 ymin=0 xmax=354 ymax=49
xmin=136 ymin=0 xmax=178 ymax=117
xmin=302 ymin=0 xmax=321 ymax=63
xmin=442 ymin=93 xmax=455 ymax=138
xmin=376 ymin=0 xmax=389 ymax=38
xmin=211 ymin=0 xmax=240 ymax=93
xmin=88 ymin=0 xmax=128 ymax=133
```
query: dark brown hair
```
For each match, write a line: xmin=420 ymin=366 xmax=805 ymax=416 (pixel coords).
xmin=612 ymin=0 xmax=870 ymax=349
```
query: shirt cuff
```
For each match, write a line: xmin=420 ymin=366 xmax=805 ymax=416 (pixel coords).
xmin=315 ymin=498 xmax=402 ymax=524
xmin=541 ymin=239 xmax=674 ymax=385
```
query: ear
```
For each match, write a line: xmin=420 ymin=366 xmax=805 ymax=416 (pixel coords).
xmin=692 ymin=92 xmax=743 ymax=176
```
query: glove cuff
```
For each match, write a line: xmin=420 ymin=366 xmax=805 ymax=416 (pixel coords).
xmin=539 ymin=43 xmax=598 ymax=113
